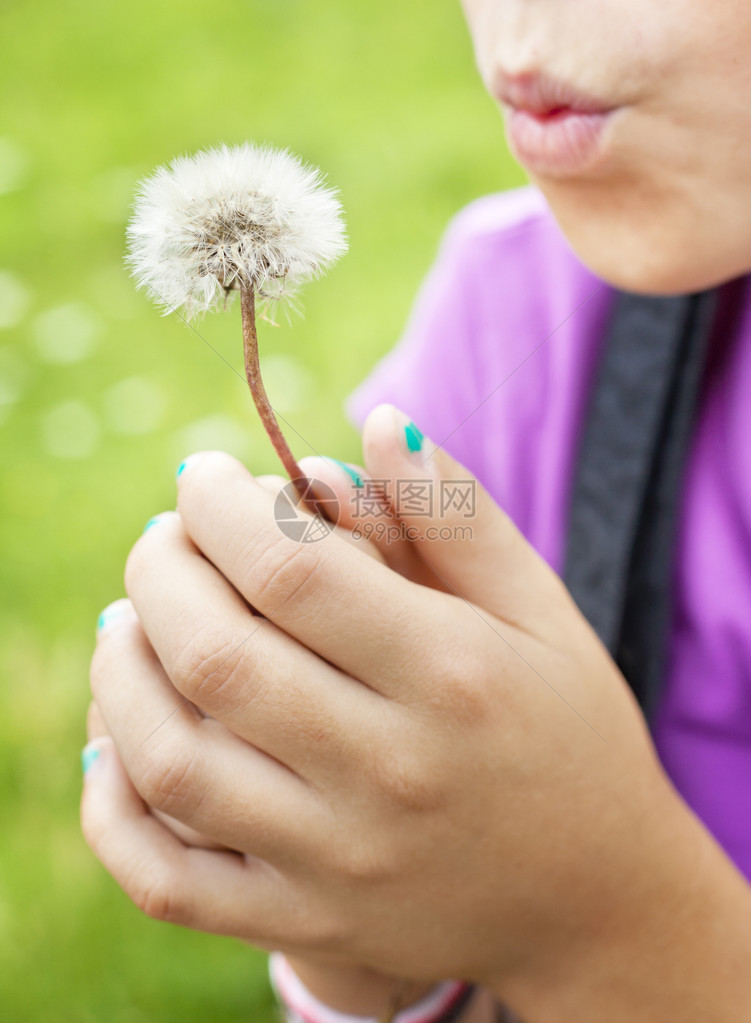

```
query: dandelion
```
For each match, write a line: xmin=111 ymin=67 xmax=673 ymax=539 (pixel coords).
xmin=126 ymin=142 xmax=347 ymax=509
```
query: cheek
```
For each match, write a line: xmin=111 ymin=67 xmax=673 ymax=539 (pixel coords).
xmin=458 ymin=0 xmax=486 ymax=28
xmin=458 ymin=0 xmax=506 ymax=80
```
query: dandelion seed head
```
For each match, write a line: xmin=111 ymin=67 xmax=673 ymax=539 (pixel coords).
xmin=126 ymin=143 xmax=347 ymax=319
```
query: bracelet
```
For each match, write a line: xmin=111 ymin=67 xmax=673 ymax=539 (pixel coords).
xmin=269 ymin=953 xmax=477 ymax=1023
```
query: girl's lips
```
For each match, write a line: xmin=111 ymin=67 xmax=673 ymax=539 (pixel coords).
xmin=504 ymin=107 xmax=612 ymax=177
xmin=494 ymin=72 xmax=617 ymax=177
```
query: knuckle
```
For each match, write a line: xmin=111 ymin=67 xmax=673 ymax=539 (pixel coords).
xmin=252 ymin=529 xmax=325 ymax=610
xmin=336 ymin=840 xmax=395 ymax=884
xmin=137 ymin=747 xmax=201 ymax=816
xmin=433 ymin=644 xmax=491 ymax=727
xmin=444 ymin=674 xmax=489 ymax=726
xmin=372 ymin=747 xmax=442 ymax=814
xmin=130 ymin=870 xmax=187 ymax=925
xmin=172 ymin=627 xmax=252 ymax=707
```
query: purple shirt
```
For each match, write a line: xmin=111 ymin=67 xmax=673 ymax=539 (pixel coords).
xmin=347 ymin=185 xmax=751 ymax=880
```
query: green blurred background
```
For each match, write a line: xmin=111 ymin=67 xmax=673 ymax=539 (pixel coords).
xmin=0 ymin=0 xmax=523 ymax=1018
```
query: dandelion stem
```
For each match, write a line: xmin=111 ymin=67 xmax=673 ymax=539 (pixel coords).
xmin=240 ymin=284 xmax=328 ymax=519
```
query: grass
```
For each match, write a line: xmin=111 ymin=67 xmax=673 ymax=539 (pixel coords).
xmin=0 ymin=0 xmax=524 ymax=1017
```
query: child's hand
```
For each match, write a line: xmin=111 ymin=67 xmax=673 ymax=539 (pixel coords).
xmin=84 ymin=477 xmax=431 ymax=1019
xmin=82 ymin=404 xmax=751 ymax=1021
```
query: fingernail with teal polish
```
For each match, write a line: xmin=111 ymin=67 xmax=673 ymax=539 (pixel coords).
xmin=177 ymin=454 xmax=199 ymax=479
xmin=404 ymin=421 xmax=424 ymax=453
xmin=324 ymin=457 xmax=364 ymax=488
xmin=96 ymin=601 xmax=128 ymax=635
xmin=143 ymin=515 xmax=162 ymax=533
xmin=81 ymin=743 xmax=102 ymax=775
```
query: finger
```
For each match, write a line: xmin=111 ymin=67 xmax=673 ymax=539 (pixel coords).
xmin=258 ymin=468 xmax=387 ymax=566
xmin=255 ymin=473 xmax=290 ymax=493
xmin=91 ymin=609 xmax=225 ymax=849
xmin=176 ymin=452 xmax=457 ymax=697
xmin=296 ymin=456 xmax=438 ymax=588
xmin=125 ymin=514 xmax=390 ymax=779
xmin=87 ymin=693 xmax=222 ymax=848
xmin=90 ymin=608 xmax=323 ymax=863
xmin=80 ymin=736 xmax=305 ymax=948
xmin=361 ymin=404 xmax=571 ymax=632
xmin=87 ymin=700 xmax=108 ymax=740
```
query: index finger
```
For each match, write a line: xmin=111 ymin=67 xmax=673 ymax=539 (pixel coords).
xmin=176 ymin=451 xmax=455 ymax=697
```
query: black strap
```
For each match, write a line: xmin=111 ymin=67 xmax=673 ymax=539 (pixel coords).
xmin=564 ymin=289 xmax=717 ymax=719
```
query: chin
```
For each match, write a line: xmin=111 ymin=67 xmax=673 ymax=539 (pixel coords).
xmin=570 ymin=239 xmax=726 ymax=296
xmin=533 ymin=175 xmax=749 ymax=296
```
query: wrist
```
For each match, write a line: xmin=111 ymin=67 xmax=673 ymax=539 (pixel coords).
xmin=281 ymin=955 xmax=431 ymax=1016
xmin=493 ymin=789 xmax=751 ymax=1022
xmin=271 ymin=953 xmax=476 ymax=1023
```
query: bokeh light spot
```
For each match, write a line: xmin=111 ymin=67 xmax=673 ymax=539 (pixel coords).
xmin=0 ymin=271 xmax=31 ymax=329
xmin=103 ymin=375 xmax=165 ymax=435
xmin=32 ymin=303 xmax=102 ymax=364
xmin=41 ymin=401 xmax=101 ymax=459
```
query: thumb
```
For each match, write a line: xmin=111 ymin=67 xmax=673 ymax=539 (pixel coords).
xmin=361 ymin=403 xmax=569 ymax=629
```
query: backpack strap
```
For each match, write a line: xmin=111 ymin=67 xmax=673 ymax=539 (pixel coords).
xmin=563 ymin=288 xmax=717 ymax=718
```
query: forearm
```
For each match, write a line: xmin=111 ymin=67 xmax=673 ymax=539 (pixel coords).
xmin=282 ymin=956 xmax=431 ymax=1016
xmin=492 ymin=800 xmax=751 ymax=1023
